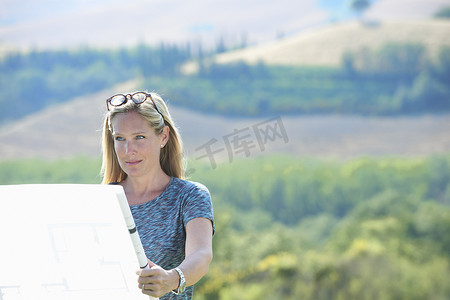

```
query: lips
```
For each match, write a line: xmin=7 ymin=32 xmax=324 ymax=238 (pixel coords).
xmin=126 ymin=160 xmax=142 ymax=166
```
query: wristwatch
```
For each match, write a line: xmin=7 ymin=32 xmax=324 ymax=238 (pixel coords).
xmin=172 ymin=267 xmax=186 ymax=294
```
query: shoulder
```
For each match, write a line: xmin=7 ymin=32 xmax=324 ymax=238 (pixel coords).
xmin=171 ymin=178 xmax=214 ymax=230
xmin=170 ymin=177 xmax=210 ymax=197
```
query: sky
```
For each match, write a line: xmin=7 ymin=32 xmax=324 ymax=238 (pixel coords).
xmin=0 ymin=0 xmax=125 ymax=26
xmin=0 ymin=0 xmax=448 ymax=50
xmin=0 ymin=0 xmax=369 ymax=26
xmin=0 ymin=0 xmax=348 ymax=49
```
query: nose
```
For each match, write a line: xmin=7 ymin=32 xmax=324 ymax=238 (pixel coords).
xmin=125 ymin=141 xmax=137 ymax=155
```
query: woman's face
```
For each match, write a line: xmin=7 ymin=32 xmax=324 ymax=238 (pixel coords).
xmin=111 ymin=110 xmax=167 ymax=179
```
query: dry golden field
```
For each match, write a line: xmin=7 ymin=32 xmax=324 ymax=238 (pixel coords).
xmin=182 ymin=19 xmax=450 ymax=73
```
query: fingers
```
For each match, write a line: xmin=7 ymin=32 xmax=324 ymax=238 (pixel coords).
xmin=136 ymin=259 xmax=157 ymax=276
xmin=136 ymin=264 xmax=161 ymax=293
xmin=139 ymin=281 xmax=165 ymax=297
xmin=147 ymin=259 xmax=157 ymax=268
xmin=137 ymin=273 xmax=162 ymax=285
xmin=136 ymin=262 xmax=169 ymax=298
xmin=136 ymin=266 xmax=161 ymax=278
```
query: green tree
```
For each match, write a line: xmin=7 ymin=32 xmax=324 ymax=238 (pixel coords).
xmin=434 ymin=6 xmax=450 ymax=18
xmin=350 ymin=0 xmax=371 ymax=18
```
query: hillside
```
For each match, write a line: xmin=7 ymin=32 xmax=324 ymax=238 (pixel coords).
xmin=0 ymin=80 xmax=449 ymax=161
xmin=183 ymin=19 xmax=450 ymax=72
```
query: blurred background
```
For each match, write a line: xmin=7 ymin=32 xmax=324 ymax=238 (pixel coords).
xmin=1 ymin=0 xmax=450 ymax=299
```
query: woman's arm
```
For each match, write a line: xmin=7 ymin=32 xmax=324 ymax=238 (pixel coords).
xmin=137 ymin=217 xmax=213 ymax=297
xmin=178 ymin=217 xmax=214 ymax=286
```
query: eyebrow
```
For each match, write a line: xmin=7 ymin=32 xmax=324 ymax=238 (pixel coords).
xmin=112 ymin=131 xmax=147 ymax=136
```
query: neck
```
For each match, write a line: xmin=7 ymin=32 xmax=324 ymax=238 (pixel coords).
xmin=122 ymin=169 xmax=171 ymax=203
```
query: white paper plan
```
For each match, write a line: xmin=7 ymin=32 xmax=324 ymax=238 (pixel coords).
xmin=0 ymin=184 xmax=149 ymax=300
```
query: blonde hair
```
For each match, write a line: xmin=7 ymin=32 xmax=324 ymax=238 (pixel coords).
xmin=101 ymin=92 xmax=185 ymax=184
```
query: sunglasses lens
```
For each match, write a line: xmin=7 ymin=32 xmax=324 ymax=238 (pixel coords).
xmin=109 ymin=95 xmax=126 ymax=106
xmin=132 ymin=93 xmax=147 ymax=104
xmin=132 ymin=93 xmax=148 ymax=104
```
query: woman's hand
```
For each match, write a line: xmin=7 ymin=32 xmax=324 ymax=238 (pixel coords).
xmin=137 ymin=260 xmax=179 ymax=298
xmin=136 ymin=218 xmax=213 ymax=297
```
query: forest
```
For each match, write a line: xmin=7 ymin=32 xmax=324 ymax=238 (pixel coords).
xmin=1 ymin=154 xmax=449 ymax=299
xmin=1 ymin=40 xmax=450 ymax=124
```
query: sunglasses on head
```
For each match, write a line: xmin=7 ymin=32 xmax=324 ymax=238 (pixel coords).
xmin=106 ymin=92 xmax=163 ymax=116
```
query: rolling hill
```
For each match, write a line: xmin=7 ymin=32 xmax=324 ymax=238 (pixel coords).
xmin=0 ymin=80 xmax=449 ymax=162
xmin=183 ymin=19 xmax=450 ymax=73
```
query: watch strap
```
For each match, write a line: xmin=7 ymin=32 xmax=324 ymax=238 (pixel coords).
xmin=173 ymin=267 xmax=186 ymax=294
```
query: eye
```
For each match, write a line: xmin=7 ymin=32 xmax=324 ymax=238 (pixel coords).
xmin=114 ymin=136 xmax=124 ymax=141
xmin=136 ymin=135 xmax=145 ymax=140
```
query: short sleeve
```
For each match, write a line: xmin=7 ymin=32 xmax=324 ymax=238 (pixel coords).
xmin=182 ymin=182 xmax=215 ymax=235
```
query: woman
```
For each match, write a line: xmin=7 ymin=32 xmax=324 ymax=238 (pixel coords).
xmin=101 ymin=91 xmax=214 ymax=299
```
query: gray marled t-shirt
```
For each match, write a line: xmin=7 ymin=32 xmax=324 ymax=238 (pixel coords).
xmin=129 ymin=177 xmax=214 ymax=300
